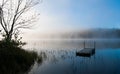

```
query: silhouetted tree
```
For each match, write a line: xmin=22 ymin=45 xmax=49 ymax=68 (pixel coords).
xmin=0 ymin=0 xmax=40 ymax=41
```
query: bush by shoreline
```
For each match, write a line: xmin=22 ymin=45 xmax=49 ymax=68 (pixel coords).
xmin=0 ymin=40 xmax=42 ymax=74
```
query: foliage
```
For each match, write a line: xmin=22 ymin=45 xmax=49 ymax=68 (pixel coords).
xmin=0 ymin=1 xmax=42 ymax=73
xmin=0 ymin=40 xmax=43 ymax=74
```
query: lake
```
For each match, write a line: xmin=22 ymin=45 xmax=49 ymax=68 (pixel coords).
xmin=23 ymin=39 xmax=120 ymax=74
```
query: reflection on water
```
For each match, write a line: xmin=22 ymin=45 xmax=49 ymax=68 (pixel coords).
xmin=24 ymin=39 xmax=120 ymax=50
xmin=24 ymin=39 xmax=120 ymax=74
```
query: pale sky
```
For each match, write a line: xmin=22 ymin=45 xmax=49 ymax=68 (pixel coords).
xmin=22 ymin=0 xmax=120 ymax=39
xmin=40 ymin=0 xmax=120 ymax=28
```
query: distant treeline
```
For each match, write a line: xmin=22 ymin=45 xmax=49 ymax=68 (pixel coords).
xmin=41 ymin=29 xmax=120 ymax=39
xmin=67 ymin=29 xmax=120 ymax=39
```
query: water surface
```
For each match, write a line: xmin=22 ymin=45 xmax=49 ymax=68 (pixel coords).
xmin=24 ymin=39 xmax=120 ymax=74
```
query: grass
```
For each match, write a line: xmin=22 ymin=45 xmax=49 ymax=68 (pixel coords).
xmin=0 ymin=40 xmax=42 ymax=74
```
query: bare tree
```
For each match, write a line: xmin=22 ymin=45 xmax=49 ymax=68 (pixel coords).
xmin=0 ymin=0 xmax=40 ymax=41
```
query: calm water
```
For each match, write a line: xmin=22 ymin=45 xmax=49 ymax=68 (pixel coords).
xmin=23 ymin=39 xmax=120 ymax=74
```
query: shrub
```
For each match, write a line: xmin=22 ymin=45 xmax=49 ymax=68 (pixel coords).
xmin=0 ymin=40 xmax=42 ymax=74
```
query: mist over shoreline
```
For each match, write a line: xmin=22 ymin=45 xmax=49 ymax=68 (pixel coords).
xmin=22 ymin=28 xmax=120 ymax=40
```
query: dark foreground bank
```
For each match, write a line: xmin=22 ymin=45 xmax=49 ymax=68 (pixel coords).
xmin=0 ymin=40 xmax=42 ymax=74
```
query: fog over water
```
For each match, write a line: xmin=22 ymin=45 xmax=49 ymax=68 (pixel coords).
xmin=22 ymin=29 xmax=120 ymax=40
xmin=23 ymin=39 xmax=120 ymax=74
xmin=20 ymin=29 xmax=120 ymax=74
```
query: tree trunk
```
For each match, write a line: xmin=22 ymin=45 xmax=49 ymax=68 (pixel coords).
xmin=6 ymin=33 xmax=12 ymax=42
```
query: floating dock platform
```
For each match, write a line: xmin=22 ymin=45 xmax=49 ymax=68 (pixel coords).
xmin=76 ymin=41 xmax=96 ymax=57
xmin=76 ymin=48 xmax=95 ymax=57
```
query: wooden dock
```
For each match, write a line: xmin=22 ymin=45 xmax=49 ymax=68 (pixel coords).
xmin=76 ymin=48 xmax=95 ymax=57
xmin=76 ymin=41 xmax=96 ymax=57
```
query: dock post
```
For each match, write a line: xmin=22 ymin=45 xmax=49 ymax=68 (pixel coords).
xmin=94 ymin=41 xmax=96 ymax=49
xmin=83 ymin=41 xmax=85 ymax=49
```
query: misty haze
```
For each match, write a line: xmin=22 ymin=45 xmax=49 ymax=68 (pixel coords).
xmin=0 ymin=0 xmax=120 ymax=74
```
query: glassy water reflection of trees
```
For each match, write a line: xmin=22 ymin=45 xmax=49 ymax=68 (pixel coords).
xmin=29 ymin=49 xmax=120 ymax=74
